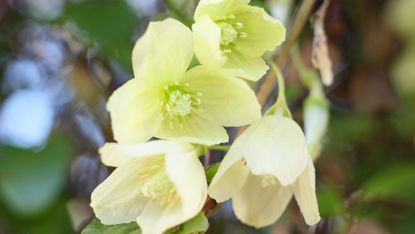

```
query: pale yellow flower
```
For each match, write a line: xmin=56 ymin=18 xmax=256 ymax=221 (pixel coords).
xmin=192 ymin=0 xmax=286 ymax=81
xmin=108 ymin=18 xmax=261 ymax=145
xmin=208 ymin=115 xmax=320 ymax=227
xmin=304 ymin=87 xmax=329 ymax=160
xmin=90 ymin=140 xmax=207 ymax=234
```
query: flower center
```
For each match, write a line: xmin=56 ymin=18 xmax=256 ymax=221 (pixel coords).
xmin=139 ymin=157 xmax=179 ymax=207
xmin=163 ymin=84 xmax=201 ymax=118
xmin=214 ymin=15 xmax=248 ymax=54
xmin=261 ymin=174 xmax=278 ymax=187
xmin=219 ymin=22 xmax=238 ymax=46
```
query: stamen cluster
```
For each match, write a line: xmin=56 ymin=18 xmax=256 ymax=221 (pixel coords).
xmin=215 ymin=14 xmax=247 ymax=54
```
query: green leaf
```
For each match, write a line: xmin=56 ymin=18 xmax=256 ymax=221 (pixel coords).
xmin=390 ymin=97 xmax=415 ymax=139
xmin=205 ymin=163 xmax=219 ymax=184
xmin=81 ymin=219 xmax=141 ymax=234
xmin=64 ymin=0 xmax=138 ymax=68
xmin=82 ymin=213 xmax=208 ymax=234
xmin=168 ymin=212 xmax=209 ymax=234
xmin=362 ymin=163 xmax=415 ymax=201
xmin=327 ymin=113 xmax=377 ymax=150
xmin=316 ymin=184 xmax=344 ymax=217
xmin=0 ymin=135 xmax=73 ymax=216
xmin=0 ymin=196 xmax=73 ymax=234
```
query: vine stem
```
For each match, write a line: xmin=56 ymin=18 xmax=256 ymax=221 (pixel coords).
xmin=257 ymin=0 xmax=317 ymax=107
xmin=208 ymin=145 xmax=231 ymax=151
xmin=236 ymin=0 xmax=316 ymax=136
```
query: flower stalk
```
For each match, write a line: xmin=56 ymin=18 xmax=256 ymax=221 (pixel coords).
xmin=256 ymin=0 xmax=317 ymax=107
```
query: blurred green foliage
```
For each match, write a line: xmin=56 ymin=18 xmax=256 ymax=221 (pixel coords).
xmin=82 ymin=219 xmax=141 ymax=234
xmin=82 ymin=212 xmax=208 ymax=234
xmin=64 ymin=0 xmax=139 ymax=68
xmin=0 ymin=135 xmax=73 ymax=233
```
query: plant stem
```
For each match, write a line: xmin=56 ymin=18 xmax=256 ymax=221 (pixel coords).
xmin=256 ymin=0 xmax=317 ymax=107
xmin=266 ymin=62 xmax=292 ymax=118
xmin=208 ymin=145 xmax=231 ymax=151
xmin=236 ymin=0 xmax=317 ymax=136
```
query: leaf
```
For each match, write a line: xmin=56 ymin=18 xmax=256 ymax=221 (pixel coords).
xmin=316 ymin=184 xmax=344 ymax=217
xmin=327 ymin=113 xmax=377 ymax=150
xmin=82 ymin=213 xmax=208 ymax=234
xmin=0 ymin=196 xmax=73 ymax=234
xmin=168 ymin=212 xmax=209 ymax=234
xmin=0 ymin=135 xmax=73 ymax=216
xmin=362 ymin=163 xmax=415 ymax=201
xmin=205 ymin=163 xmax=219 ymax=184
xmin=64 ymin=0 xmax=138 ymax=68
xmin=390 ymin=97 xmax=415 ymax=139
xmin=81 ymin=219 xmax=141 ymax=234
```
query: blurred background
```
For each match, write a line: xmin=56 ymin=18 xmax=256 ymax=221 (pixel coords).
xmin=0 ymin=0 xmax=414 ymax=233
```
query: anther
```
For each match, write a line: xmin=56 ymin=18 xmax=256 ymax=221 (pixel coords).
xmin=235 ymin=22 xmax=244 ymax=29
xmin=239 ymin=32 xmax=248 ymax=38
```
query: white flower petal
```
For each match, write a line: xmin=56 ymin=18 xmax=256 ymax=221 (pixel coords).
xmin=243 ymin=115 xmax=309 ymax=185
xmin=293 ymin=160 xmax=321 ymax=225
xmin=137 ymin=201 xmax=183 ymax=234
xmin=184 ymin=66 xmax=261 ymax=126
xmin=208 ymin=151 xmax=249 ymax=202
xmin=90 ymin=159 xmax=149 ymax=225
xmin=99 ymin=141 xmax=193 ymax=167
xmin=231 ymin=5 xmax=286 ymax=57
xmin=155 ymin=111 xmax=228 ymax=145
xmin=194 ymin=0 xmax=250 ymax=20
xmin=166 ymin=150 xmax=207 ymax=217
xmin=132 ymin=18 xmax=193 ymax=84
xmin=232 ymin=173 xmax=293 ymax=228
xmin=137 ymin=150 xmax=207 ymax=234
xmin=304 ymin=97 xmax=329 ymax=159
xmin=224 ymin=50 xmax=269 ymax=81
xmin=107 ymin=79 xmax=162 ymax=144
xmin=192 ymin=16 xmax=226 ymax=68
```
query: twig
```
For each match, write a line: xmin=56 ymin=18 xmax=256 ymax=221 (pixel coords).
xmin=257 ymin=0 xmax=317 ymax=107
xmin=203 ymin=149 xmax=211 ymax=167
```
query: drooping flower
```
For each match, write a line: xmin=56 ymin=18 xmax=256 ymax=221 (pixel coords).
xmin=208 ymin=114 xmax=320 ymax=228
xmin=304 ymin=85 xmax=329 ymax=160
xmin=108 ymin=18 xmax=261 ymax=145
xmin=90 ymin=140 xmax=207 ymax=234
xmin=192 ymin=0 xmax=286 ymax=81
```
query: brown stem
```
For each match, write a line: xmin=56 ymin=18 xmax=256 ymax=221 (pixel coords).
xmin=257 ymin=0 xmax=317 ymax=107
xmin=203 ymin=150 xmax=211 ymax=167
xmin=236 ymin=0 xmax=316 ymax=136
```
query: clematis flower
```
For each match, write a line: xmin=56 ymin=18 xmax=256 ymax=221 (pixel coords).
xmin=208 ymin=114 xmax=320 ymax=228
xmin=192 ymin=0 xmax=286 ymax=81
xmin=304 ymin=87 xmax=329 ymax=160
xmin=90 ymin=140 xmax=207 ymax=234
xmin=108 ymin=18 xmax=260 ymax=145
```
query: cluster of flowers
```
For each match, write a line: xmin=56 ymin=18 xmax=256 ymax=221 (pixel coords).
xmin=90 ymin=0 xmax=320 ymax=233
